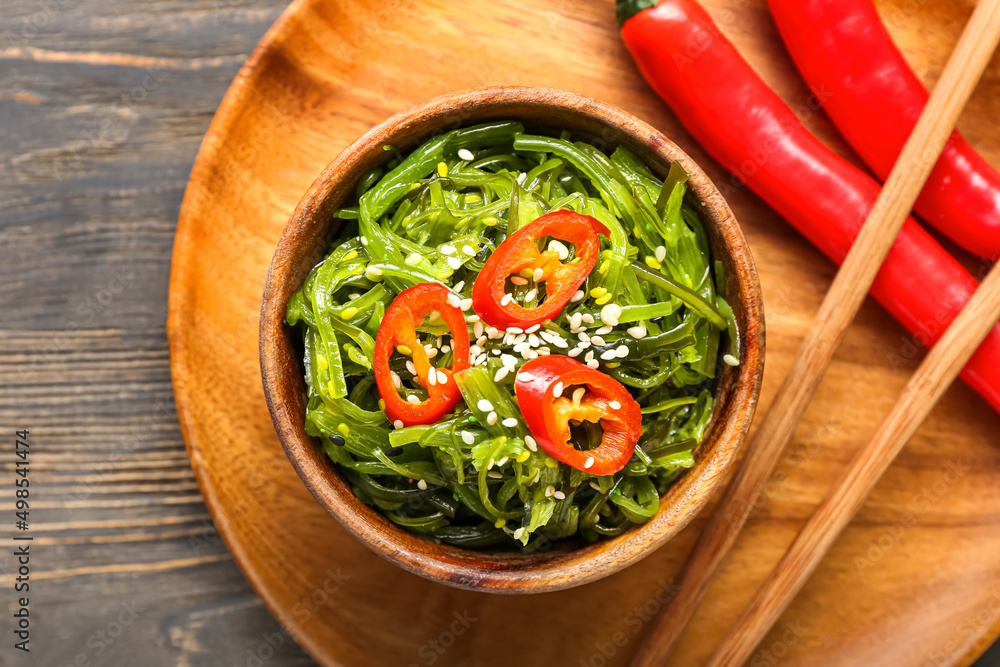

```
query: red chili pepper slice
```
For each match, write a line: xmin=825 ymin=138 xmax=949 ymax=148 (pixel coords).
xmin=472 ymin=209 xmax=608 ymax=330
xmin=374 ymin=283 xmax=470 ymax=427
xmin=514 ymin=356 xmax=642 ymax=476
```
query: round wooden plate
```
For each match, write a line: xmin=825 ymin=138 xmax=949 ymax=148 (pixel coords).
xmin=167 ymin=0 xmax=1000 ymax=665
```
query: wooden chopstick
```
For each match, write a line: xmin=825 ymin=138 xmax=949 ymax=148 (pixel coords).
xmin=705 ymin=261 xmax=1000 ymax=666
xmin=629 ymin=0 xmax=1000 ymax=664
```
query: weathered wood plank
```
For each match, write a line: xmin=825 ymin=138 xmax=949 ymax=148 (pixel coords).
xmin=1 ymin=0 xmax=317 ymax=664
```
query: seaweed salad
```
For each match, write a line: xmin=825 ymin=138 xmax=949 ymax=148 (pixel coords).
xmin=286 ymin=121 xmax=739 ymax=550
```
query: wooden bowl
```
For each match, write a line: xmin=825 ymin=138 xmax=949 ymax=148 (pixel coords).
xmin=259 ymin=86 xmax=764 ymax=593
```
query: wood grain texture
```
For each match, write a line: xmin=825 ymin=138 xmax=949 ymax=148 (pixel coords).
xmin=168 ymin=0 xmax=1000 ymax=665
xmin=0 ymin=1 xmax=315 ymax=665
xmin=3 ymin=0 xmax=1000 ymax=666
xmin=631 ymin=0 xmax=1000 ymax=661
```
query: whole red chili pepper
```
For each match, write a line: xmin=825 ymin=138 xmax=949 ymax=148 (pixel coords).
xmin=618 ymin=0 xmax=1000 ymax=412
xmin=766 ymin=0 xmax=1000 ymax=261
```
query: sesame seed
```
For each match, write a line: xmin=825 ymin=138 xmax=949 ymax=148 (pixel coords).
xmin=584 ymin=457 xmax=595 ymax=469
xmin=462 ymin=244 xmax=477 ymax=257
xmin=553 ymin=382 xmax=564 ymax=398
xmin=569 ymin=313 xmax=583 ymax=330
xmin=545 ymin=485 xmax=555 ymax=497
xmin=511 ymin=276 xmax=529 ymax=286
xmin=447 ymin=293 xmax=461 ymax=308
xmin=494 ymin=367 xmax=509 ymax=382
xmin=590 ymin=336 xmax=606 ymax=346
xmin=328 ymin=434 xmax=345 ymax=446
xmin=427 ymin=370 xmax=437 ymax=386
xmin=470 ymin=345 xmax=482 ymax=356
xmin=466 ymin=314 xmax=479 ymax=323
xmin=454 ymin=281 xmax=465 ymax=292
xmin=488 ymin=459 xmax=495 ymax=469
xmin=386 ymin=446 xmax=403 ymax=456
xmin=616 ymin=345 xmax=630 ymax=358
xmin=488 ymin=471 xmax=503 ymax=479
xmin=572 ymin=387 xmax=586 ymax=407
xmin=525 ymin=324 xmax=541 ymax=334
xmin=487 ymin=327 xmax=501 ymax=338
xmin=578 ymin=341 xmax=590 ymax=349
xmin=582 ymin=314 xmax=595 ymax=324
xmin=447 ymin=256 xmax=462 ymax=270
xmin=405 ymin=360 xmax=417 ymax=375
xmin=548 ymin=240 xmax=569 ymax=260
xmin=501 ymin=354 xmax=517 ymax=368
xmin=508 ymin=327 xmax=525 ymax=335
xmin=440 ymin=245 xmax=456 ymax=255
xmin=600 ymin=304 xmax=622 ymax=326
xmin=418 ymin=479 xmax=428 ymax=490
xmin=458 ymin=148 xmax=475 ymax=161
xmin=516 ymin=372 xmax=534 ymax=382
xmin=405 ymin=253 xmax=422 ymax=265
xmin=587 ymin=359 xmax=600 ymax=369
xmin=609 ymin=400 xmax=622 ymax=410
xmin=407 ymin=394 xmax=421 ymax=405
xmin=528 ymin=350 xmax=538 ymax=359
xmin=628 ymin=325 xmax=646 ymax=338
xmin=525 ymin=435 xmax=538 ymax=452
xmin=552 ymin=337 xmax=569 ymax=349
xmin=724 ymin=354 xmax=740 ymax=366
xmin=365 ymin=265 xmax=383 ymax=276
xmin=502 ymin=417 xmax=518 ymax=427
xmin=391 ymin=373 xmax=401 ymax=389
xmin=487 ymin=411 xmax=498 ymax=425
xmin=532 ymin=267 xmax=545 ymax=282
xmin=528 ymin=334 xmax=540 ymax=347
xmin=600 ymin=349 xmax=617 ymax=360
xmin=589 ymin=481 xmax=601 ymax=492
xmin=655 ymin=245 xmax=667 ymax=263
xmin=478 ymin=399 xmax=494 ymax=412
xmin=568 ymin=347 xmax=583 ymax=357
xmin=360 ymin=236 xmax=369 ymax=246
xmin=462 ymin=431 xmax=475 ymax=445
xmin=596 ymin=325 xmax=613 ymax=335
xmin=578 ymin=332 xmax=591 ymax=343
xmin=441 ymin=345 xmax=451 ymax=353
xmin=524 ymin=288 xmax=537 ymax=302
xmin=571 ymin=290 xmax=585 ymax=302
xmin=500 ymin=293 xmax=513 ymax=306
xmin=553 ymin=491 xmax=566 ymax=500
xmin=437 ymin=369 xmax=448 ymax=385
xmin=460 ymin=298 xmax=473 ymax=311
xmin=393 ymin=419 xmax=404 ymax=428
xmin=513 ymin=528 xmax=524 ymax=540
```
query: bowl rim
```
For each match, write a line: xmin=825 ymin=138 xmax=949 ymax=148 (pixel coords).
xmin=260 ymin=85 xmax=764 ymax=594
